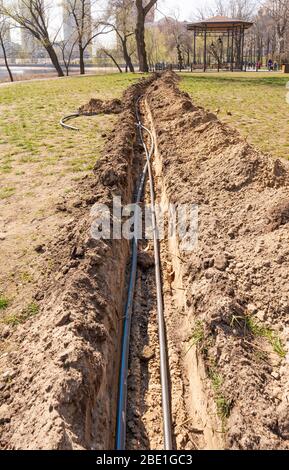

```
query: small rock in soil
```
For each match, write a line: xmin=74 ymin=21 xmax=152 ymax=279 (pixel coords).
xmin=55 ymin=313 xmax=71 ymax=327
xmin=2 ymin=370 xmax=17 ymax=381
xmin=0 ymin=326 xmax=11 ymax=339
xmin=271 ymin=372 xmax=280 ymax=380
xmin=0 ymin=382 xmax=6 ymax=391
xmin=127 ymin=420 xmax=136 ymax=432
xmin=34 ymin=291 xmax=44 ymax=301
xmin=35 ymin=244 xmax=46 ymax=254
xmin=214 ymin=254 xmax=229 ymax=271
xmin=139 ymin=346 xmax=155 ymax=362
xmin=0 ymin=404 xmax=11 ymax=424
xmin=71 ymin=246 xmax=85 ymax=259
xmin=55 ymin=203 xmax=67 ymax=212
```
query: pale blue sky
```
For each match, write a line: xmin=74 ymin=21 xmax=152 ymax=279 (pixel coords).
xmin=157 ymin=0 xmax=217 ymax=21
xmin=10 ymin=0 xmax=219 ymax=45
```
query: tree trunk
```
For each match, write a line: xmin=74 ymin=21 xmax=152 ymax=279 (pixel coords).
xmin=122 ymin=39 xmax=134 ymax=72
xmin=0 ymin=34 xmax=13 ymax=82
xmin=45 ymin=43 xmax=64 ymax=77
xmin=135 ymin=1 xmax=148 ymax=72
xmin=79 ymin=45 xmax=85 ymax=75
xmin=103 ymin=51 xmax=122 ymax=73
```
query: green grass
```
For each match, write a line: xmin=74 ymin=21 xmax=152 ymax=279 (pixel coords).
xmin=0 ymin=73 xmax=143 ymax=181
xmin=0 ymin=186 xmax=15 ymax=199
xmin=187 ymin=321 xmax=232 ymax=423
xmin=3 ymin=301 xmax=39 ymax=326
xmin=187 ymin=320 xmax=205 ymax=351
xmin=180 ymin=72 xmax=289 ymax=160
xmin=0 ymin=296 xmax=9 ymax=310
xmin=20 ymin=271 xmax=34 ymax=284
xmin=208 ymin=363 xmax=233 ymax=423
xmin=185 ymin=320 xmax=215 ymax=359
xmin=245 ymin=315 xmax=286 ymax=358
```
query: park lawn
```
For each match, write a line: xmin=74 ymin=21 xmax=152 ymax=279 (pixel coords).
xmin=0 ymin=73 xmax=142 ymax=327
xmin=0 ymin=73 xmax=141 ymax=177
xmin=180 ymin=72 xmax=289 ymax=160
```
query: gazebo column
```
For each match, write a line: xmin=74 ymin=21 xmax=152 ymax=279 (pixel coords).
xmin=237 ymin=26 xmax=242 ymax=69
xmin=227 ymin=30 xmax=230 ymax=64
xmin=241 ymin=26 xmax=245 ymax=71
xmin=193 ymin=30 xmax=196 ymax=65
xmin=231 ymin=27 xmax=234 ymax=71
xmin=204 ymin=28 xmax=207 ymax=72
xmin=236 ymin=26 xmax=239 ymax=69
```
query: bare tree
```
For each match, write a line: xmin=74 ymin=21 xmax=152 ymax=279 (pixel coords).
xmin=228 ymin=0 xmax=257 ymax=19
xmin=195 ymin=0 xmax=257 ymax=20
xmin=163 ymin=17 xmax=189 ymax=69
xmin=1 ymin=0 xmax=64 ymax=76
xmin=57 ymin=36 xmax=78 ymax=76
xmin=103 ymin=0 xmax=135 ymax=72
xmin=214 ymin=0 xmax=228 ymax=15
xmin=135 ymin=0 xmax=157 ymax=72
xmin=208 ymin=39 xmax=223 ymax=71
xmin=101 ymin=48 xmax=123 ymax=72
xmin=66 ymin=0 xmax=111 ymax=75
xmin=267 ymin=0 xmax=289 ymax=59
xmin=0 ymin=15 xmax=13 ymax=82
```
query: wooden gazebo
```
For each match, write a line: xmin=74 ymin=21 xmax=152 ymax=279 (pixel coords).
xmin=186 ymin=15 xmax=253 ymax=71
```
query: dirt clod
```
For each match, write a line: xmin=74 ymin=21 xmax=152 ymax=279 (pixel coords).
xmin=140 ymin=346 xmax=155 ymax=362
xmin=79 ymin=98 xmax=122 ymax=116
xmin=214 ymin=254 xmax=229 ymax=271
xmin=0 ymin=404 xmax=11 ymax=424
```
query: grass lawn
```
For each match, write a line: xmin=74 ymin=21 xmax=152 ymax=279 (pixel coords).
xmin=180 ymin=72 xmax=289 ymax=160
xmin=0 ymin=73 xmax=142 ymax=326
xmin=0 ymin=73 xmax=141 ymax=177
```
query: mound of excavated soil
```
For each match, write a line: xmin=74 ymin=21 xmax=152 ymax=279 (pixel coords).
xmin=144 ymin=72 xmax=289 ymax=450
xmin=79 ymin=98 xmax=123 ymax=116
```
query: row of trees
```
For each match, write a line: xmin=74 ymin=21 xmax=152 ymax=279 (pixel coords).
xmin=0 ymin=0 xmax=157 ymax=80
xmin=1 ymin=0 xmax=289 ymax=82
xmin=253 ymin=1 xmax=289 ymax=64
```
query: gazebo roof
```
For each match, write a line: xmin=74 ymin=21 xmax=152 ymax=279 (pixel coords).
xmin=187 ymin=15 xmax=253 ymax=32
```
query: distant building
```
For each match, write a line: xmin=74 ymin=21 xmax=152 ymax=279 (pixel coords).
xmin=62 ymin=0 xmax=92 ymax=59
xmin=62 ymin=0 xmax=76 ymax=44
xmin=0 ymin=0 xmax=13 ymax=59
xmin=0 ymin=0 xmax=11 ymax=43
xmin=19 ymin=0 xmax=37 ymax=58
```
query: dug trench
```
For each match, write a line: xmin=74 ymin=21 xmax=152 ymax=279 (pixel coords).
xmin=1 ymin=72 xmax=289 ymax=450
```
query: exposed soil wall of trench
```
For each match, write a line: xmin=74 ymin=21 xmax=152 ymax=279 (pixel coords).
xmin=1 ymin=72 xmax=289 ymax=450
